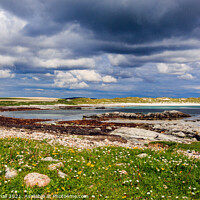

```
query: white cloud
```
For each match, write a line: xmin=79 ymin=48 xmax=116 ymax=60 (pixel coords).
xmin=0 ymin=55 xmax=16 ymax=67
xmin=35 ymin=57 xmax=95 ymax=68
xmin=32 ymin=76 xmax=40 ymax=81
xmin=157 ymin=63 xmax=191 ymax=75
xmin=0 ymin=69 xmax=15 ymax=78
xmin=45 ymin=73 xmax=53 ymax=77
xmin=178 ymin=73 xmax=195 ymax=80
xmin=53 ymin=70 xmax=117 ymax=89
xmin=0 ymin=10 xmax=26 ymax=42
xmin=102 ymin=75 xmax=117 ymax=83
xmin=184 ymin=85 xmax=200 ymax=90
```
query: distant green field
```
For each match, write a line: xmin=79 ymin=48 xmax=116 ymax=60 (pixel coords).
xmin=0 ymin=97 xmax=200 ymax=106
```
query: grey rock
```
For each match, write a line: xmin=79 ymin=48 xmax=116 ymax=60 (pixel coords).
xmin=137 ymin=153 xmax=148 ymax=158
xmin=48 ymin=162 xmax=64 ymax=170
xmin=5 ymin=168 xmax=18 ymax=179
xmin=41 ymin=157 xmax=60 ymax=162
xmin=57 ymin=170 xmax=67 ymax=178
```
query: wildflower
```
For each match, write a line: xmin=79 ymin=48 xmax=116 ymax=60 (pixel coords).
xmin=91 ymin=164 xmax=94 ymax=167
xmin=147 ymin=192 xmax=150 ymax=195
xmin=122 ymin=196 xmax=126 ymax=199
xmin=161 ymin=168 xmax=165 ymax=170
xmin=56 ymin=188 xmax=59 ymax=191
xmin=61 ymin=187 xmax=65 ymax=191
xmin=78 ymin=171 xmax=82 ymax=175
xmin=87 ymin=163 xmax=91 ymax=166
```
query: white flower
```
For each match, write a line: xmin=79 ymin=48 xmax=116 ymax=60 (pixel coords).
xmin=147 ymin=192 xmax=150 ymax=195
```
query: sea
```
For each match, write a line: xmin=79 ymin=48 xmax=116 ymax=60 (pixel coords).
xmin=1 ymin=106 xmax=200 ymax=122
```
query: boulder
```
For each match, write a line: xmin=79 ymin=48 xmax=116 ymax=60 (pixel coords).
xmin=24 ymin=172 xmax=50 ymax=187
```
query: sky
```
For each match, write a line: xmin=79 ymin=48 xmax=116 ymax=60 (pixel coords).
xmin=0 ymin=0 xmax=200 ymax=98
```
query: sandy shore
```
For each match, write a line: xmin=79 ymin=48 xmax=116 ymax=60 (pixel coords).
xmin=79 ymin=102 xmax=200 ymax=107
xmin=0 ymin=97 xmax=59 ymax=102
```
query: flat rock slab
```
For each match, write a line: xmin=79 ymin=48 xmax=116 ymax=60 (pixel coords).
xmin=24 ymin=172 xmax=50 ymax=187
xmin=110 ymin=127 xmax=191 ymax=143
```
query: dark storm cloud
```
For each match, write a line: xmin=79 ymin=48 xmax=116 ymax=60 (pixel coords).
xmin=1 ymin=0 xmax=200 ymax=44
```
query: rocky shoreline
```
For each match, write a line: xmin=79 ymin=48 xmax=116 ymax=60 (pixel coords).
xmin=0 ymin=107 xmax=199 ymax=148
xmin=84 ymin=110 xmax=191 ymax=120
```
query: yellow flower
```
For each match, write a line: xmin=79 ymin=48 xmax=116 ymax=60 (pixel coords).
xmin=180 ymin=171 xmax=182 ymax=173
xmin=17 ymin=152 xmax=19 ymax=155
xmin=32 ymin=164 xmax=36 ymax=166
xmin=77 ymin=177 xmax=79 ymax=179
xmin=87 ymin=163 xmax=91 ymax=166
xmin=68 ymin=149 xmax=75 ymax=153
xmin=122 ymin=196 xmax=126 ymax=199
xmin=91 ymin=164 xmax=94 ymax=167
xmin=78 ymin=171 xmax=82 ymax=175
xmin=61 ymin=187 xmax=65 ymax=191
xmin=182 ymin=164 xmax=185 ymax=166
xmin=56 ymin=188 xmax=59 ymax=191
xmin=161 ymin=168 xmax=165 ymax=170
xmin=133 ymin=147 xmax=138 ymax=149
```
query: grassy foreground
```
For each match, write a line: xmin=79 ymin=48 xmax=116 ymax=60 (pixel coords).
xmin=0 ymin=138 xmax=200 ymax=199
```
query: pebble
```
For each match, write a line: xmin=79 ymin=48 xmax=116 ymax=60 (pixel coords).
xmin=57 ymin=170 xmax=67 ymax=178
xmin=48 ymin=162 xmax=64 ymax=170
xmin=41 ymin=157 xmax=60 ymax=162
xmin=137 ymin=153 xmax=148 ymax=158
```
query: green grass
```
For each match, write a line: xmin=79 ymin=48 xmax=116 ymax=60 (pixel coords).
xmin=1 ymin=138 xmax=200 ymax=199
xmin=148 ymin=141 xmax=200 ymax=152
xmin=0 ymin=97 xmax=200 ymax=106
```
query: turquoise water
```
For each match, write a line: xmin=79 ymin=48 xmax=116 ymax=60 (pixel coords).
xmin=1 ymin=106 xmax=200 ymax=121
